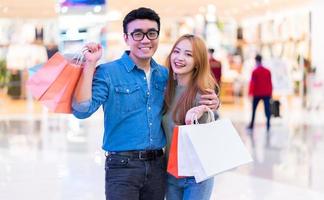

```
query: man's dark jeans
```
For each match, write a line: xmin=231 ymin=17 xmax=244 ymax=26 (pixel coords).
xmin=249 ymin=96 xmax=271 ymax=131
xmin=105 ymin=153 xmax=166 ymax=200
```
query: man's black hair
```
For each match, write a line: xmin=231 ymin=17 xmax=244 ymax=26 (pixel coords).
xmin=255 ymin=54 xmax=262 ymax=63
xmin=123 ymin=7 xmax=160 ymax=34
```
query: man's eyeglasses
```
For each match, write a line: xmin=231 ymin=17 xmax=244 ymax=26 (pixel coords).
xmin=128 ymin=30 xmax=159 ymax=41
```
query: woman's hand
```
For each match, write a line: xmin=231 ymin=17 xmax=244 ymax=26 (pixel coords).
xmin=199 ymin=89 xmax=220 ymax=111
xmin=82 ymin=43 xmax=103 ymax=70
xmin=185 ymin=105 xmax=209 ymax=125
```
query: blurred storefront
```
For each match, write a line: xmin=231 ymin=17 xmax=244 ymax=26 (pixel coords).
xmin=0 ymin=0 xmax=322 ymax=107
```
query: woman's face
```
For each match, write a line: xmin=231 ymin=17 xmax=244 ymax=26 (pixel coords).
xmin=170 ymin=39 xmax=195 ymax=77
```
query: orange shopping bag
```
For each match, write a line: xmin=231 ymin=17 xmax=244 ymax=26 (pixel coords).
xmin=40 ymin=63 xmax=82 ymax=113
xmin=27 ymin=52 xmax=83 ymax=113
xmin=167 ymin=126 xmax=185 ymax=178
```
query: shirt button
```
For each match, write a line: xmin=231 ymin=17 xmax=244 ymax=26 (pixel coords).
xmin=148 ymin=106 xmax=151 ymax=110
xmin=126 ymin=89 xmax=129 ymax=93
xmin=149 ymin=123 xmax=152 ymax=126
xmin=147 ymin=92 xmax=150 ymax=96
xmin=150 ymin=138 xmax=153 ymax=141
xmin=144 ymin=77 xmax=146 ymax=80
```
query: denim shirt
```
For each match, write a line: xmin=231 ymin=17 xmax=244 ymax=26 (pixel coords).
xmin=72 ymin=51 xmax=168 ymax=152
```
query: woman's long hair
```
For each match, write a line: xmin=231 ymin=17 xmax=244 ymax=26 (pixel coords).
xmin=164 ymin=34 xmax=218 ymax=125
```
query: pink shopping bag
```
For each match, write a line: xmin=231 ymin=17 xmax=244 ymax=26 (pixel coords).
xmin=27 ymin=52 xmax=68 ymax=100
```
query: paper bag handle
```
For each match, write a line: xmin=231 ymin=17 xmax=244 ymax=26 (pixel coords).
xmin=192 ymin=107 xmax=215 ymax=124
xmin=71 ymin=47 xmax=89 ymax=66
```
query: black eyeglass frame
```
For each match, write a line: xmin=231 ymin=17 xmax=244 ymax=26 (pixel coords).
xmin=128 ymin=30 xmax=160 ymax=41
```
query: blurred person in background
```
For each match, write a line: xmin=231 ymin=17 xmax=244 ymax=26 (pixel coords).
xmin=71 ymin=7 xmax=219 ymax=200
xmin=163 ymin=34 xmax=220 ymax=200
xmin=247 ymin=54 xmax=272 ymax=132
xmin=208 ymin=48 xmax=222 ymax=87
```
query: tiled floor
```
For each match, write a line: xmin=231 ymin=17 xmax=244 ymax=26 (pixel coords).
xmin=0 ymin=96 xmax=324 ymax=200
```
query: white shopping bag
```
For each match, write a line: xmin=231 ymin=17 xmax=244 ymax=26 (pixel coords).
xmin=178 ymin=128 xmax=197 ymax=176
xmin=178 ymin=109 xmax=253 ymax=183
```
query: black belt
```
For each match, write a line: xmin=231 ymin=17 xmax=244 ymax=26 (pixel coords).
xmin=108 ymin=149 xmax=164 ymax=161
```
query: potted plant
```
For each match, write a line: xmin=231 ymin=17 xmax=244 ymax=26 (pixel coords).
xmin=0 ymin=59 xmax=9 ymax=89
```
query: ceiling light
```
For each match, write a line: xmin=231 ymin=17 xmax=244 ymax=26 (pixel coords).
xmin=94 ymin=5 xmax=102 ymax=13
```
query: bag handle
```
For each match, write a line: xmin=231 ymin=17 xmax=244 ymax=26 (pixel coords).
xmin=71 ymin=47 xmax=89 ymax=66
xmin=192 ymin=107 xmax=215 ymax=124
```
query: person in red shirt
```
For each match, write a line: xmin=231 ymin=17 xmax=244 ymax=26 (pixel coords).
xmin=247 ymin=54 xmax=272 ymax=132
xmin=208 ymin=48 xmax=222 ymax=86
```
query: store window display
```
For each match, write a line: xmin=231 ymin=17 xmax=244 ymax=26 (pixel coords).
xmin=6 ymin=42 xmax=48 ymax=99
xmin=35 ymin=24 xmax=44 ymax=42
xmin=3 ymin=20 xmax=56 ymax=99
xmin=45 ymin=41 xmax=59 ymax=59
xmin=241 ymin=11 xmax=311 ymax=99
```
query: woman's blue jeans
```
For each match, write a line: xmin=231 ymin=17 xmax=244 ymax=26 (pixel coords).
xmin=166 ymin=174 xmax=214 ymax=200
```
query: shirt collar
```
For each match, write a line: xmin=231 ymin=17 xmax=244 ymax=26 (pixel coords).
xmin=121 ymin=51 xmax=159 ymax=72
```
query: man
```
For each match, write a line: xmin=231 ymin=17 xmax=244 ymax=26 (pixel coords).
xmin=72 ymin=7 xmax=218 ymax=200
xmin=208 ymin=48 xmax=222 ymax=86
xmin=247 ymin=54 xmax=273 ymax=132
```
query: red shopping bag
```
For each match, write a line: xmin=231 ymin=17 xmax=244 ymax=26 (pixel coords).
xmin=27 ymin=53 xmax=69 ymax=100
xmin=27 ymin=52 xmax=83 ymax=113
xmin=167 ymin=126 xmax=185 ymax=178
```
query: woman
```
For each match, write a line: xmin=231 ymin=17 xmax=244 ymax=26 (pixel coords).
xmin=162 ymin=34 xmax=220 ymax=200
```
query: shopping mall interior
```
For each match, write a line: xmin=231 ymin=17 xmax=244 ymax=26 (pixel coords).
xmin=1 ymin=0 xmax=324 ymax=199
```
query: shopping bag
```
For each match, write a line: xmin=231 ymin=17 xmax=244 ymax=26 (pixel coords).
xmin=167 ymin=127 xmax=183 ymax=178
xmin=27 ymin=52 xmax=69 ymax=100
xmin=177 ymin=126 xmax=200 ymax=177
xmin=177 ymin=108 xmax=215 ymax=177
xmin=40 ymin=63 xmax=82 ymax=113
xmin=28 ymin=63 xmax=44 ymax=77
xmin=27 ymin=51 xmax=84 ymax=113
xmin=167 ymin=126 xmax=196 ymax=178
xmin=178 ymin=109 xmax=253 ymax=183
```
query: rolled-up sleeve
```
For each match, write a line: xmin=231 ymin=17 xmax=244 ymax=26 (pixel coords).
xmin=72 ymin=65 xmax=109 ymax=119
xmin=72 ymin=98 xmax=91 ymax=119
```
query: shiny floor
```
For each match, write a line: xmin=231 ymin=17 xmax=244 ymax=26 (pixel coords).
xmin=0 ymin=96 xmax=324 ymax=200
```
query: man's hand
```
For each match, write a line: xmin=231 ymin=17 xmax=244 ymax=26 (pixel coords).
xmin=199 ymin=88 xmax=220 ymax=111
xmin=74 ymin=43 xmax=102 ymax=103
xmin=82 ymin=43 xmax=103 ymax=70
xmin=185 ymin=105 xmax=209 ymax=125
